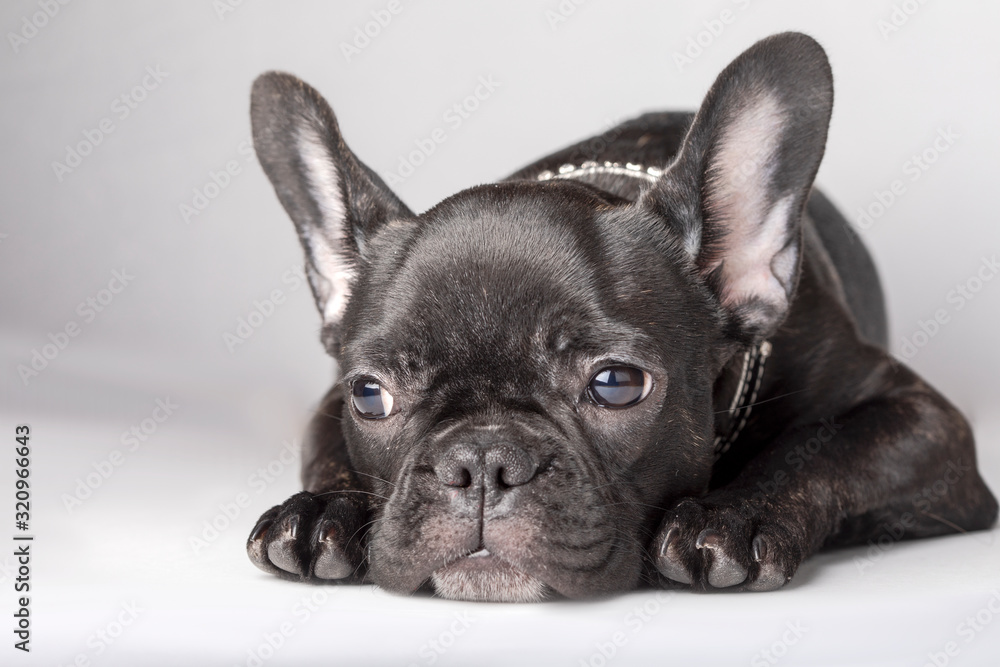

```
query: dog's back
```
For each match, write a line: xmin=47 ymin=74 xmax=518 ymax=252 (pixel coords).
xmin=507 ymin=112 xmax=888 ymax=348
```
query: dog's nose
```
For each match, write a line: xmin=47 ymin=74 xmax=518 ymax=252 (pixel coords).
xmin=435 ymin=443 xmax=537 ymax=502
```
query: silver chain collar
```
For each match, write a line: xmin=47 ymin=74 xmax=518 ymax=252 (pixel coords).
xmin=713 ymin=340 xmax=772 ymax=460
xmin=536 ymin=161 xmax=665 ymax=183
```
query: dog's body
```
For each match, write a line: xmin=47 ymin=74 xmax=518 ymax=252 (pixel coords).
xmin=246 ymin=33 xmax=997 ymax=601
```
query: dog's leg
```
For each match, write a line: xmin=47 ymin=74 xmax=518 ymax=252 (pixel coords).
xmin=247 ymin=385 xmax=369 ymax=582
xmin=653 ymin=359 xmax=998 ymax=591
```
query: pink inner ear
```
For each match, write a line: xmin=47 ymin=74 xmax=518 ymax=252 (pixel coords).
xmin=720 ymin=195 xmax=796 ymax=309
xmin=702 ymin=93 xmax=796 ymax=311
xmin=296 ymin=127 xmax=355 ymax=324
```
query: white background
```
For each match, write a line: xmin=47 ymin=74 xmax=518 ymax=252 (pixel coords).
xmin=1 ymin=1 xmax=999 ymax=665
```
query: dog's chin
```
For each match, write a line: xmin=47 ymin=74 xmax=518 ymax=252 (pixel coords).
xmin=430 ymin=551 xmax=552 ymax=603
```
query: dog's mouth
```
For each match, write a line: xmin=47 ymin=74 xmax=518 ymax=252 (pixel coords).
xmin=429 ymin=547 xmax=552 ymax=603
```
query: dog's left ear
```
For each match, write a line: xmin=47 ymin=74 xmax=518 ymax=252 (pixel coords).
xmin=250 ymin=71 xmax=413 ymax=351
xmin=642 ymin=32 xmax=833 ymax=341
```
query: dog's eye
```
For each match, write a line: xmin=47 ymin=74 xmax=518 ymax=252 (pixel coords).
xmin=587 ymin=366 xmax=652 ymax=408
xmin=351 ymin=380 xmax=394 ymax=419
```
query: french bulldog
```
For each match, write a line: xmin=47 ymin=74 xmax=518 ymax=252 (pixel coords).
xmin=245 ymin=32 xmax=997 ymax=601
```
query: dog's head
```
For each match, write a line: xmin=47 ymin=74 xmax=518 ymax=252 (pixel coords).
xmin=250 ymin=32 xmax=832 ymax=601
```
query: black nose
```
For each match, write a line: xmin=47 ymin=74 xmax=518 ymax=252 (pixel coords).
xmin=434 ymin=443 xmax=537 ymax=505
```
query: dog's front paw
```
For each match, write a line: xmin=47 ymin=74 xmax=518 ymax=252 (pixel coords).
xmin=247 ymin=491 xmax=367 ymax=582
xmin=652 ymin=496 xmax=805 ymax=592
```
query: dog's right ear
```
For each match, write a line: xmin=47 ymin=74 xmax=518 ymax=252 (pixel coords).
xmin=640 ymin=33 xmax=833 ymax=343
xmin=251 ymin=72 xmax=412 ymax=351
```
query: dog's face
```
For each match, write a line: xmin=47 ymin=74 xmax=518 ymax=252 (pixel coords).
xmin=338 ymin=184 xmax=724 ymax=600
xmin=251 ymin=33 xmax=832 ymax=600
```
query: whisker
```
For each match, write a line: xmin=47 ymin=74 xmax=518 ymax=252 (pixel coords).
xmin=351 ymin=469 xmax=396 ymax=487
xmin=313 ymin=489 xmax=390 ymax=501
xmin=918 ymin=510 xmax=969 ymax=535
xmin=350 ymin=537 xmax=377 ymax=580
xmin=582 ymin=481 xmax=619 ymax=495
xmin=714 ymin=387 xmax=810 ymax=414
xmin=347 ymin=516 xmax=384 ymax=546
xmin=310 ymin=407 xmax=343 ymax=422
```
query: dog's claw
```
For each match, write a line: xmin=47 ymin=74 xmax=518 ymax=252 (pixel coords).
xmin=752 ymin=534 xmax=767 ymax=562
xmin=267 ymin=514 xmax=305 ymax=575
xmin=695 ymin=528 xmax=722 ymax=550
xmin=250 ymin=517 xmax=272 ymax=542
xmin=656 ymin=525 xmax=693 ymax=585
xmin=311 ymin=522 xmax=355 ymax=580
xmin=247 ymin=509 xmax=283 ymax=577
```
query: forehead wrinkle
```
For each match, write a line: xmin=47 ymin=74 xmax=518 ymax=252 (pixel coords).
xmin=407 ymin=203 xmax=591 ymax=282
xmin=383 ymin=204 xmax=600 ymax=334
xmin=356 ymin=255 xmax=586 ymax=376
xmin=344 ymin=184 xmax=670 ymax=380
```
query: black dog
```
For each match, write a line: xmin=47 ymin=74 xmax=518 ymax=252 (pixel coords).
xmin=245 ymin=32 xmax=997 ymax=601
